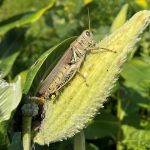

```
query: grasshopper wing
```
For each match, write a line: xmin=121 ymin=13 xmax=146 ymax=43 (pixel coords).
xmin=38 ymin=47 xmax=73 ymax=95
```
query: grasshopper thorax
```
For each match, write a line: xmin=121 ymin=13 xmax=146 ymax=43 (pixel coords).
xmin=70 ymin=29 xmax=95 ymax=51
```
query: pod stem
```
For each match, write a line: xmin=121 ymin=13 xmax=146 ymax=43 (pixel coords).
xmin=73 ymin=130 xmax=86 ymax=150
xmin=22 ymin=116 xmax=32 ymax=150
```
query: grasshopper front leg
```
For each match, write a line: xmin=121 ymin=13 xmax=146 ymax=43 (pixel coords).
xmin=88 ymin=44 xmax=117 ymax=53
xmin=71 ymin=52 xmax=88 ymax=85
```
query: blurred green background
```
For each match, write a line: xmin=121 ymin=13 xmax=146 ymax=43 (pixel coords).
xmin=0 ymin=0 xmax=150 ymax=150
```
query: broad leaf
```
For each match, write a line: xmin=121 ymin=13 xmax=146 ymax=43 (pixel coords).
xmin=120 ymin=87 xmax=148 ymax=128
xmin=122 ymin=125 xmax=150 ymax=150
xmin=0 ymin=1 xmax=55 ymax=36
xmin=85 ymin=111 xmax=119 ymax=140
xmin=121 ymin=58 xmax=150 ymax=98
xmin=0 ymin=76 xmax=22 ymax=122
xmin=0 ymin=29 xmax=26 ymax=77
xmin=0 ymin=1 xmax=54 ymax=77
xmin=23 ymin=37 xmax=76 ymax=95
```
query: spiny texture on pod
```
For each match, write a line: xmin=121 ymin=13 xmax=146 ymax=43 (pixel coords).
xmin=34 ymin=11 xmax=150 ymax=145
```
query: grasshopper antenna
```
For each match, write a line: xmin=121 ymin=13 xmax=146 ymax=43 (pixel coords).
xmin=87 ymin=8 xmax=116 ymax=53
xmin=88 ymin=8 xmax=91 ymax=31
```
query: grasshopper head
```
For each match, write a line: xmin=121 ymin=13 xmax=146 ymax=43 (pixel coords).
xmin=82 ymin=30 xmax=95 ymax=47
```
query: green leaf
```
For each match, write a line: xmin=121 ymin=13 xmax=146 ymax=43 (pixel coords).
xmin=0 ymin=1 xmax=55 ymax=77
xmin=122 ymin=125 xmax=150 ymax=150
xmin=0 ymin=29 xmax=26 ymax=77
xmin=0 ymin=1 xmax=54 ymax=36
xmin=121 ymin=58 xmax=150 ymax=98
xmin=0 ymin=76 xmax=22 ymax=122
xmin=14 ymin=70 xmax=28 ymax=90
xmin=85 ymin=111 xmax=119 ymax=140
xmin=0 ymin=121 xmax=9 ymax=149
xmin=9 ymin=132 xmax=23 ymax=150
xmin=23 ymin=37 xmax=76 ymax=95
xmin=120 ymin=87 xmax=148 ymax=128
xmin=0 ymin=51 xmax=20 ymax=77
xmin=86 ymin=143 xmax=99 ymax=150
xmin=110 ymin=4 xmax=128 ymax=32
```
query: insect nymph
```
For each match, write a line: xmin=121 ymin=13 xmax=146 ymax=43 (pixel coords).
xmin=38 ymin=29 xmax=96 ymax=101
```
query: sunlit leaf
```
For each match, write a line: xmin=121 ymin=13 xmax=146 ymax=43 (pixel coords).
xmin=0 ymin=76 xmax=22 ymax=122
xmin=122 ymin=125 xmax=150 ymax=150
xmin=0 ymin=1 xmax=55 ymax=36
xmin=110 ymin=4 xmax=128 ymax=32
xmin=23 ymin=37 xmax=75 ymax=95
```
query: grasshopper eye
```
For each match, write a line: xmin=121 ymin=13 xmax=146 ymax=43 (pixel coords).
xmin=85 ymin=31 xmax=91 ymax=37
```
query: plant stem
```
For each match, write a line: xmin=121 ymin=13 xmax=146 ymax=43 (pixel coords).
xmin=73 ymin=131 xmax=86 ymax=150
xmin=22 ymin=116 xmax=32 ymax=150
xmin=116 ymin=89 xmax=123 ymax=150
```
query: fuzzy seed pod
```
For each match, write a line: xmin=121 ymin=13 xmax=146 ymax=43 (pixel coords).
xmin=33 ymin=11 xmax=150 ymax=145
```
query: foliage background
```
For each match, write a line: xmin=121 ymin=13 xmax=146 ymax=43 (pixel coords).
xmin=0 ymin=0 xmax=150 ymax=150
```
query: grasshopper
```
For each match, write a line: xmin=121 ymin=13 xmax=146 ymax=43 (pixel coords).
xmin=39 ymin=29 xmax=95 ymax=99
xmin=36 ymin=29 xmax=115 ymax=103
xmin=31 ymin=11 xmax=116 ymax=104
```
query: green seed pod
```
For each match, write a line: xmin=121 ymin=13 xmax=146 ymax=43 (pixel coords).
xmin=33 ymin=11 xmax=150 ymax=145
